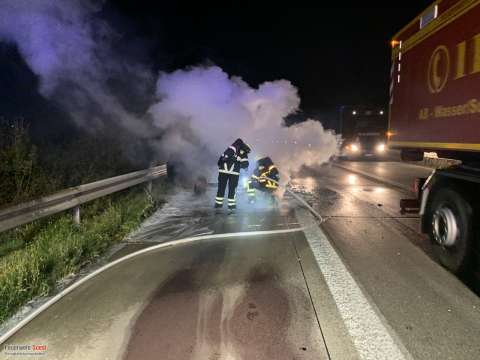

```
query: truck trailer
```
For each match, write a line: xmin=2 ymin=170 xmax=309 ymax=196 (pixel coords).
xmin=389 ymin=0 xmax=480 ymax=275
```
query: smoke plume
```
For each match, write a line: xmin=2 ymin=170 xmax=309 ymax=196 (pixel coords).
xmin=0 ymin=1 xmax=340 ymax=183
xmin=0 ymin=0 xmax=153 ymax=134
xmin=149 ymin=66 xmax=340 ymax=181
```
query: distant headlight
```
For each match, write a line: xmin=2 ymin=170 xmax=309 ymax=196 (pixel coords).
xmin=350 ymin=144 xmax=359 ymax=152
xmin=376 ymin=143 xmax=386 ymax=152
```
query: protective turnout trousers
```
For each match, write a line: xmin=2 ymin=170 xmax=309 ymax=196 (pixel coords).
xmin=246 ymin=178 xmax=277 ymax=206
xmin=215 ymin=172 xmax=239 ymax=209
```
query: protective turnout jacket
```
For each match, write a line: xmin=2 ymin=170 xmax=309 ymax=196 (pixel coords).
xmin=252 ymin=157 xmax=279 ymax=189
xmin=217 ymin=139 xmax=250 ymax=176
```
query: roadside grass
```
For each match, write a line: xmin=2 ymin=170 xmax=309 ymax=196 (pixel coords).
xmin=0 ymin=181 xmax=168 ymax=324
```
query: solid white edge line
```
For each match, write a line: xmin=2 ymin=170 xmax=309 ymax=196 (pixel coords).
xmin=0 ymin=227 xmax=303 ymax=345
xmin=291 ymin=191 xmax=413 ymax=360
xmin=298 ymin=210 xmax=411 ymax=360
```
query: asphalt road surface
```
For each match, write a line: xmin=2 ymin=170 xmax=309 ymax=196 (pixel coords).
xmin=295 ymin=161 xmax=480 ymax=359
xmin=1 ymin=160 xmax=480 ymax=360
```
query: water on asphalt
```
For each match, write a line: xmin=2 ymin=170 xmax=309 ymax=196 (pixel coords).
xmin=2 ymin=161 xmax=480 ymax=360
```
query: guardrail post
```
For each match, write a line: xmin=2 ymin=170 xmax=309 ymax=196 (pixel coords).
xmin=73 ymin=206 xmax=80 ymax=225
xmin=0 ymin=164 xmax=167 ymax=233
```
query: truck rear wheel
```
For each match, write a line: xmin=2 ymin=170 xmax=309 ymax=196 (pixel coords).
xmin=428 ymin=188 xmax=473 ymax=275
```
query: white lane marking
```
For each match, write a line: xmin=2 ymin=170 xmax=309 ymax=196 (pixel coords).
xmin=296 ymin=208 xmax=412 ymax=360
xmin=0 ymin=227 xmax=304 ymax=345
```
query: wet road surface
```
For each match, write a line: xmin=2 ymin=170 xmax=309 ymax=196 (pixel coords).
xmin=1 ymin=206 xmax=334 ymax=360
xmin=294 ymin=161 xmax=480 ymax=360
xmin=2 ymin=160 xmax=480 ymax=360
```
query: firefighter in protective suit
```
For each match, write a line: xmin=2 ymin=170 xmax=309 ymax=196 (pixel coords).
xmin=215 ymin=139 xmax=251 ymax=211
xmin=247 ymin=157 xmax=279 ymax=204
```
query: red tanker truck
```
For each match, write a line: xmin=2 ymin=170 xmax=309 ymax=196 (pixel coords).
xmin=389 ymin=0 xmax=480 ymax=275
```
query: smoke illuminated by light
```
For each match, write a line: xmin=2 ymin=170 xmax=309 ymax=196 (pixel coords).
xmin=0 ymin=1 xmax=341 ymax=182
xmin=149 ymin=66 xmax=341 ymax=180
xmin=0 ymin=0 xmax=153 ymax=134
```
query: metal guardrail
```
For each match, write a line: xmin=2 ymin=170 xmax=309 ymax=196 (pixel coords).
xmin=0 ymin=165 xmax=167 ymax=233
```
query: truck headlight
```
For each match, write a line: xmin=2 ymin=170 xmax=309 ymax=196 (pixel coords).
xmin=376 ymin=143 xmax=386 ymax=152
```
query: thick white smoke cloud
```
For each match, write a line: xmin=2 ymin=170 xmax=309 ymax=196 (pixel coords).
xmin=149 ymin=66 xmax=340 ymax=180
xmin=0 ymin=0 xmax=152 ymax=134
xmin=0 ymin=1 xmax=340 ymax=182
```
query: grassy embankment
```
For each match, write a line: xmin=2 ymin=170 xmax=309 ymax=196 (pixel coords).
xmin=0 ymin=121 xmax=168 ymax=323
xmin=0 ymin=184 xmax=167 ymax=324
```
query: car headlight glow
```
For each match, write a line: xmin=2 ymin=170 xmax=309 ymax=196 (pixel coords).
xmin=350 ymin=144 xmax=359 ymax=152
xmin=376 ymin=143 xmax=386 ymax=152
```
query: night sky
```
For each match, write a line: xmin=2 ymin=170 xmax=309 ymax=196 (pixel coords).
xmin=0 ymin=3 xmax=434 ymax=136
xmin=107 ymin=3 xmax=433 ymax=115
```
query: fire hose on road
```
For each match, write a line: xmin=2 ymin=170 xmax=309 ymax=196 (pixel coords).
xmin=260 ymin=175 xmax=326 ymax=224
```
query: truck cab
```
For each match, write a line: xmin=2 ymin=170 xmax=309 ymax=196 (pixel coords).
xmin=339 ymin=105 xmax=388 ymax=159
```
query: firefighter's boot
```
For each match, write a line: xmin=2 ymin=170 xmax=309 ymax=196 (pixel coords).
xmin=214 ymin=196 xmax=223 ymax=209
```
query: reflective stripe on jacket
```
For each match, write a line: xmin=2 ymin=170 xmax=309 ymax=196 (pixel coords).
xmin=217 ymin=146 xmax=249 ymax=175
